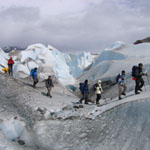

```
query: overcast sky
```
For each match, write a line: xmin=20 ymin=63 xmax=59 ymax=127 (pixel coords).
xmin=0 ymin=0 xmax=150 ymax=53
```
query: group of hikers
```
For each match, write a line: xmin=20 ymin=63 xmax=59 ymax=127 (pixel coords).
xmin=79 ymin=63 xmax=148 ymax=105
xmin=2 ymin=57 xmax=54 ymax=98
xmin=30 ymin=67 xmax=54 ymax=98
xmin=1 ymin=57 xmax=148 ymax=103
xmin=79 ymin=79 xmax=103 ymax=105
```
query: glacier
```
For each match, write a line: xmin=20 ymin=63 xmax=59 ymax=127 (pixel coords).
xmin=1 ymin=41 xmax=150 ymax=150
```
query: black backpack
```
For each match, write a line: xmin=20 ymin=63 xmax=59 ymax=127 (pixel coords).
xmin=132 ymin=66 xmax=138 ymax=77
xmin=79 ymin=83 xmax=84 ymax=92
xmin=93 ymin=83 xmax=98 ymax=91
xmin=116 ymin=74 xmax=121 ymax=83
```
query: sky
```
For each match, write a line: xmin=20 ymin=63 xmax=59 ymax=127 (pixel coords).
xmin=0 ymin=0 xmax=150 ymax=53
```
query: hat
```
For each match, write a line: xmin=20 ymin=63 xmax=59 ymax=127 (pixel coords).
xmin=138 ymin=63 xmax=143 ymax=66
xmin=98 ymin=80 xmax=101 ymax=83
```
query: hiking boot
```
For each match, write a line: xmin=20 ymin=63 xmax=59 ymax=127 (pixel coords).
xmin=119 ymin=97 xmax=122 ymax=100
xmin=122 ymin=92 xmax=126 ymax=96
xmin=97 ymin=104 xmax=101 ymax=107
xmin=79 ymin=100 xmax=82 ymax=104
xmin=135 ymin=92 xmax=140 ymax=94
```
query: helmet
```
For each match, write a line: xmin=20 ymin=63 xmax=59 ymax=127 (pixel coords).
xmin=98 ymin=80 xmax=101 ymax=83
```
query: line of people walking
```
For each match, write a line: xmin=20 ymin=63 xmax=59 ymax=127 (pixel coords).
xmin=2 ymin=57 xmax=149 ymax=102
xmin=79 ymin=63 xmax=148 ymax=105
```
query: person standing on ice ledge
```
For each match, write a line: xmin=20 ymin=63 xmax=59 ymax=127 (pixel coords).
xmin=30 ymin=67 xmax=38 ymax=88
xmin=117 ymin=70 xmax=127 ymax=100
xmin=45 ymin=76 xmax=54 ymax=98
xmin=8 ymin=56 xmax=14 ymax=76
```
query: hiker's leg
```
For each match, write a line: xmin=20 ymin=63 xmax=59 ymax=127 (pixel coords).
xmin=8 ymin=66 xmax=11 ymax=76
xmin=34 ymin=78 xmax=38 ymax=87
xmin=84 ymin=93 xmax=88 ymax=104
xmin=11 ymin=67 xmax=13 ymax=76
xmin=118 ymin=84 xmax=122 ymax=98
xmin=123 ymin=84 xmax=127 ymax=94
xmin=10 ymin=67 xmax=13 ymax=76
xmin=79 ymin=93 xmax=84 ymax=103
xmin=49 ymin=87 xmax=52 ymax=97
xmin=96 ymin=94 xmax=101 ymax=104
xmin=33 ymin=77 xmax=36 ymax=87
xmin=139 ymin=78 xmax=144 ymax=89
xmin=47 ymin=87 xmax=50 ymax=96
xmin=135 ymin=78 xmax=140 ymax=93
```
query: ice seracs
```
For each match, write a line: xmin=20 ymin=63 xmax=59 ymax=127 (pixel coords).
xmin=69 ymin=52 xmax=93 ymax=78
xmin=0 ymin=48 xmax=9 ymax=71
xmin=11 ymin=43 xmax=76 ymax=85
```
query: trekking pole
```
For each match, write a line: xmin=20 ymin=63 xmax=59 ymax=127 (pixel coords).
xmin=144 ymin=84 xmax=146 ymax=92
xmin=146 ymin=74 xmax=150 ymax=86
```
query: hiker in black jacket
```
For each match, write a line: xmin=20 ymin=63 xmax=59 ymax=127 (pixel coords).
xmin=79 ymin=79 xmax=89 ymax=104
xmin=45 ymin=76 xmax=54 ymax=98
xmin=134 ymin=63 xmax=147 ymax=94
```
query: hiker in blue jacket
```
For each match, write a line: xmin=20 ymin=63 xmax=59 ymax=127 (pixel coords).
xmin=79 ymin=79 xmax=89 ymax=104
xmin=30 ymin=67 xmax=38 ymax=88
xmin=117 ymin=70 xmax=127 ymax=100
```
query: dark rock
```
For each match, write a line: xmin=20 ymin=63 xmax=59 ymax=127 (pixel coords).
xmin=79 ymin=105 xmax=84 ymax=108
xmin=73 ymin=105 xmax=79 ymax=109
xmin=134 ymin=37 xmax=150 ymax=44
xmin=18 ymin=139 xmax=25 ymax=145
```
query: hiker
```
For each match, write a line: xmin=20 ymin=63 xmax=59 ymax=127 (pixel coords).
xmin=117 ymin=70 xmax=127 ymax=100
xmin=79 ymin=79 xmax=89 ymax=104
xmin=95 ymin=80 xmax=103 ymax=105
xmin=45 ymin=76 xmax=54 ymax=98
xmin=30 ymin=67 xmax=38 ymax=88
xmin=8 ymin=57 xmax=14 ymax=76
xmin=133 ymin=63 xmax=147 ymax=94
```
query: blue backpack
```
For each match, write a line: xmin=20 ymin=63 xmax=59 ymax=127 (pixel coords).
xmin=30 ymin=69 xmax=35 ymax=76
xmin=93 ymin=83 xmax=98 ymax=91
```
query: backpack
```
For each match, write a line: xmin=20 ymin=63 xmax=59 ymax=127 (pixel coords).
xmin=79 ymin=83 xmax=84 ymax=92
xmin=116 ymin=74 xmax=121 ymax=83
xmin=132 ymin=66 xmax=138 ymax=77
xmin=30 ymin=69 xmax=34 ymax=76
xmin=93 ymin=83 xmax=98 ymax=91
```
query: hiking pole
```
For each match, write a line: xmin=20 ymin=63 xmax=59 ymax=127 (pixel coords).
xmin=146 ymin=74 xmax=150 ymax=86
xmin=144 ymin=84 xmax=146 ymax=92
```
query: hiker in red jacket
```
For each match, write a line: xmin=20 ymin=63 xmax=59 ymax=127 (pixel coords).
xmin=8 ymin=57 xmax=14 ymax=76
